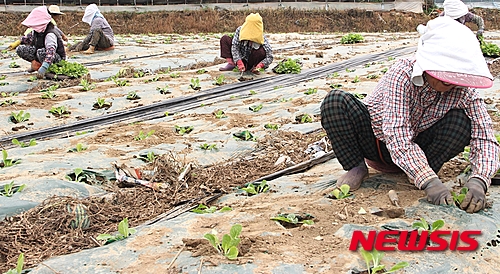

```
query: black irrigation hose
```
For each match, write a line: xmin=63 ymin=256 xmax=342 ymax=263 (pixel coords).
xmin=0 ymin=46 xmax=416 ymax=148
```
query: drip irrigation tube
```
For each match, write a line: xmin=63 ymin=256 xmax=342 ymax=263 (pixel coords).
xmin=0 ymin=46 xmax=416 ymax=148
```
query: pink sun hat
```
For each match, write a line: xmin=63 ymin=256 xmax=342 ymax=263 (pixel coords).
xmin=411 ymin=16 xmax=493 ymax=89
xmin=426 ymin=70 xmax=493 ymax=89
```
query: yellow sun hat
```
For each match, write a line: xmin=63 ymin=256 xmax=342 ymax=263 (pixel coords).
xmin=239 ymin=13 xmax=264 ymax=45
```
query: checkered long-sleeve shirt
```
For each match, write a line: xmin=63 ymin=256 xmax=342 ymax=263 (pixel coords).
xmin=364 ymin=58 xmax=499 ymax=188
xmin=231 ymin=26 xmax=273 ymax=68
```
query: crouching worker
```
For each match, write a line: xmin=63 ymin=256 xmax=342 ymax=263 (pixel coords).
xmin=218 ymin=13 xmax=273 ymax=74
xmin=16 ymin=7 xmax=66 ymax=79
xmin=70 ymin=4 xmax=114 ymax=54
xmin=320 ymin=16 xmax=499 ymax=213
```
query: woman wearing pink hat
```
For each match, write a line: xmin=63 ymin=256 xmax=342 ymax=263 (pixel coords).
xmin=320 ymin=16 xmax=499 ymax=213
xmin=16 ymin=6 xmax=66 ymax=79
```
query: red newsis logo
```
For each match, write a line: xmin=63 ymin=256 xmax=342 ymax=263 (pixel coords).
xmin=349 ymin=230 xmax=482 ymax=251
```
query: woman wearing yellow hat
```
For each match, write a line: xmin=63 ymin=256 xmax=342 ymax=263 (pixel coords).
xmin=219 ymin=13 xmax=273 ymax=74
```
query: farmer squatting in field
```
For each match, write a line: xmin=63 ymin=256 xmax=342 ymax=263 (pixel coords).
xmin=70 ymin=4 xmax=115 ymax=54
xmin=320 ymin=16 xmax=499 ymax=213
xmin=218 ymin=13 xmax=274 ymax=74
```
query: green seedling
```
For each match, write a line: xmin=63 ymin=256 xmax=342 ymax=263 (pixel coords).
xmin=387 ymin=56 xmax=395 ymax=61
xmin=68 ymin=143 xmax=87 ymax=153
xmin=40 ymin=84 xmax=59 ymax=92
xmin=0 ymin=181 xmax=26 ymax=197
xmin=249 ymin=90 xmax=257 ymax=95
xmin=345 ymin=68 xmax=356 ymax=73
xmin=66 ymin=168 xmax=85 ymax=182
xmin=264 ymin=123 xmax=279 ymax=130
xmin=0 ymin=82 xmax=9 ymax=86
xmin=114 ymin=79 xmax=129 ymax=87
xmin=144 ymin=75 xmax=160 ymax=83
xmin=274 ymin=58 xmax=301 ymax=74
xmin=1 ymin=150 xmax=20 ymax=168
xmin=340 ymin=33 xmax=364 ymax=44
xmin=296 ymin=114 xmax=313 ymax=124
xmin=214 ymin=109 xmax=227 ymax=119
xmin=381 ymin=68 xmax=388 ymax=74
xmin=41 ymin=90 xmax=57 ymax=99
xmin=156 ymin=85 xmax=171 ymax=94
xmin=4 ymin=252 xmax=24 ymax=274
xmin=0 ymin=75 xmax=5 ymax=81
xmin=232 ymin=67 xmax=239 ymax=73
xmin=12 ymin=138 xmax=36 ymax=148
xmin=330 ymin=83 xmax=343 ymax=89
xmin=126 ymin=91 xmax=141 ymax=100
xmin=196 ymin=68 xmax=207 ymax=74
xmin=174 ymin=125 xmax=194 ymax=135
xmin=364 ymin=63 xmax=371 ymax=68
xmin=9 ymin=62 xmax=20 ymax=68
xmin=169 ymin=72 xmax=180 ymax=78
xmin=412 ymin=218 xmax=445 ymax=234
xmin=330 ymin=184 xmax=352 ymax=199
xmin=93 ymin=98 xmax=112 ymax=110
xmin=49 ymin=105 xmax=70 ymax=117
xmin=233 ymin=130 xmax=256 ymax=141
xmin=76 ymin=131 xmax=89 ymax=136
xmin=1 ymin=99 xmax=17 ymax=106
xmin=270 ymin=213 xmax=315 ymax=226
xmin=249 ymin=104 xmax=263 ymax=112
xmin=190 ymin=78 xmax=201 ymax=90
xmin=351 ymin=76 xmax=360 ymax=83
xmin=329 ymin=72 xmax=340 ymax=78
xmin=241 ymin=180 xmax=269 ymax=195
xmin=1 ymin=92 xmax=18 ymax=98
xmin=96 ymin=218 xmax=137 ymax=245
xmin=367 ymin=74 xmax=379 ymax=79
xmin=138 ymin=151 xmax=156 ymax=163
xmin=354 ymin=93 xmax=367 ymax=100
xmin=10 ymin=110 xmax=30 ymax=123
xmin=204 ymin=224 xmax=242 ymax=260
xmin=47 ymin=60 xmax=89 ymax=78
xmin=191 ymin=204 xmax=217 ymax=214
xmin=304 ymin=88 xmax=318 ymax=95
xmin=213 ymin=74 xmax=226 ymax=86
xmin=200 ymin=143 xmax=217 ymax=151
xmin=80 ymin=78 xmax=96 ymax=91
xmin=451 ymin=187 xmax=468 ymax=205
xmin=133 ymin=70 xmax=145 ymax=78
xmin=134 ymin=130 xmax=155 ymax=141
xmin=360 ymin=248 xmax=408 ymax=274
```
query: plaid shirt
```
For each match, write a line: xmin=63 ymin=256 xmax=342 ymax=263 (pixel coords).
xmin=231 ymin=26 xmax=273 ymax=68
xmin=21 ymin=31 xmax=58 ymax=64
xmin=364 ymin=58 xmax=499 ymax=188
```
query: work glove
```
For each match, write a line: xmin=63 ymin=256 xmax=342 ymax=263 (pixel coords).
xmin=422 ymin=178 xmax=453 ymax=206
xmin=255 ymin=62 xmax=265 ymax=70
xmin=8 ymin=40 xmax=21 ymax=50
xmin=460 ymin=178 xmax=487 ymax=213
xmin=37 ymin=62 xmax=50 ymax=79
xmin=236 ymin=59 xmax=245 ymax=72
xmin=476 ymin=29 xmax=484 ymax=38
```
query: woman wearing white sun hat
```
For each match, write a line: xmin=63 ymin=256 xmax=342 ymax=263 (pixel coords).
xmin=441 ymin=0 xmax=485 ymax=37
xmin=320 ymin=16 xmax=499 ymax=213
xmin=70 ymin=4 xmax=114 ymax=54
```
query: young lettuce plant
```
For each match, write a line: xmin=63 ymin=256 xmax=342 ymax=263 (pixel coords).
xmin=360 ymin=248 xmax=408 ymax=274
xmin=241 ymin=180 xmax=269 ymax=195
xmin=249 ymin=104 xmax=263 ymax=112
xmin=451 ymin=187 xmax=468 ymax=206
xmin=190 ymin=78 xmax=201 ymax=90
xmin=12 ymin=138 xmax=36 ymax=148
xmin=412 ymin=218 xmax=445 ymax=234
xmin=204 ymin=224 xmax=242 ymax=260
xmin=49 ymin=106 xmax=70 ymax=117
xmin=174 ymin=125 xmax=194 ymax=135
xmin=304 ymin=88 xmax=318 ymax=95
xmin=264 ymin=124 xmax=279 ymax=130
xmin=214 ymin=110 xmax=227 ymax=119
xmin=200 ymin=143 xmax=217 ymax=151
xmin=80 ymin=78 xmax=96 ymax=91
xmin=10 ymin=110 xmax=30 ymax=123
xmin=213 ymin=74 xmax=226 ymax=86
xmin=134 ymin=130 xmax=155 ymax=141
xmin=4 ymin=252 xmax=24 ymax=274
xmin=96 ymin=218 xmax=137 ymax=245
xmin=270 ymin=213 xmax=314 ymax=226
xmin=331 ymin=184 xmax=352 ymax=199
xmin=66 ymin=168 xmax=85 ymax=182
xmin=93 ymin=98 xmax=112 ymax=110
xmin=0 ymin=181 xmax=26 ymax=197
xmin=1 ymin=150 xmax=20 ymax=168
xmin=68 ymin=143 xmax=87 ymax=153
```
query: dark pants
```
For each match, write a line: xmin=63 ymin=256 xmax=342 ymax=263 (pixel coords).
xmin=16 ymin=45 xmax=62 ymax=64
xmin=70 ymin=28 xmax=113 ymax=51
xmin=219 ymin=35 xmax=266 ymax=69
xmin=320 ymin=90 xmax=471 ymax=173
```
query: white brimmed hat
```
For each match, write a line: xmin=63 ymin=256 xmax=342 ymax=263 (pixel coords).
xmin=48 ymin=5 xmax=64 ymax=15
